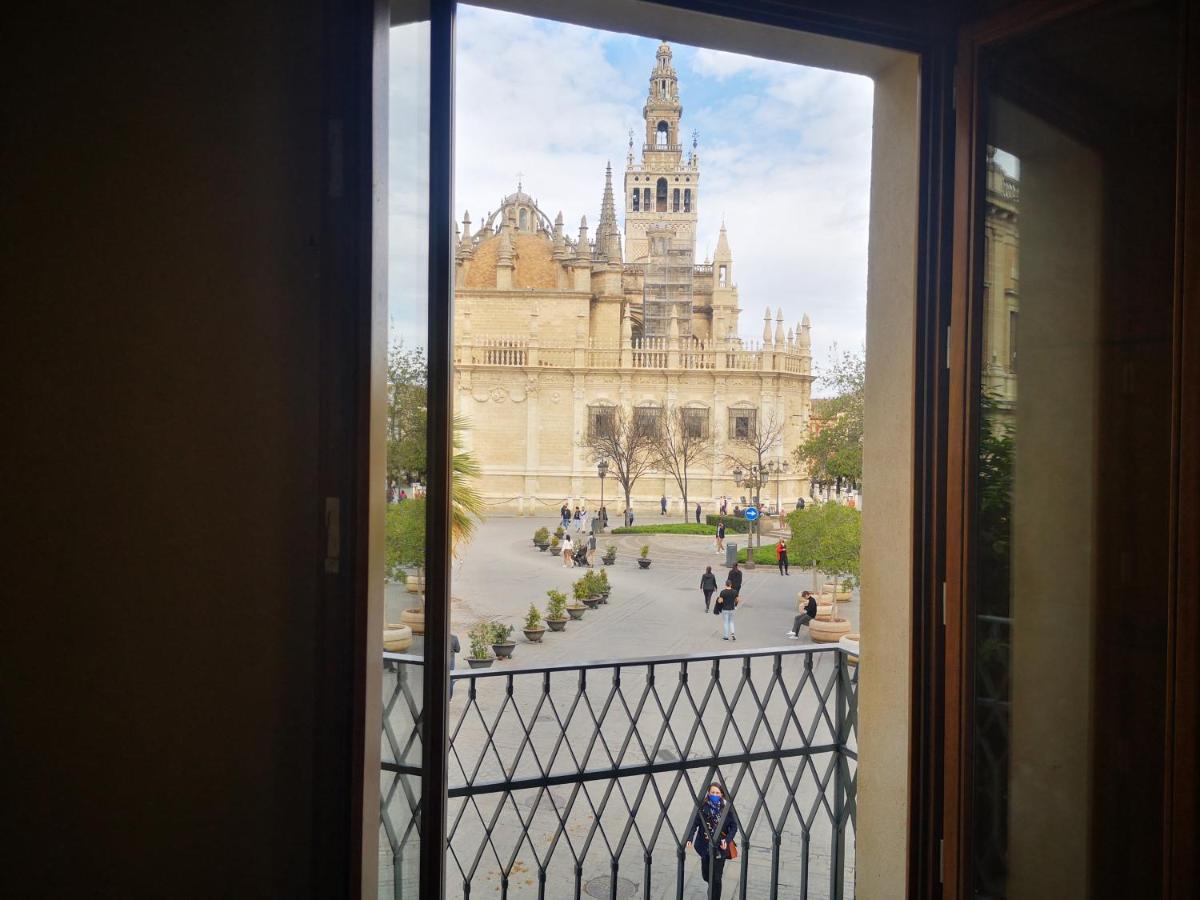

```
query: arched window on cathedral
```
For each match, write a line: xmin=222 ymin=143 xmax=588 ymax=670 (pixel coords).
xmin=656 ymin=121 xmax=668 ymax=146
xmin=683 ymin=189 xmax=691 ymax=212
xmin=631 ymin=190 xmax=639 ymax=212
xmin=518 ymin=208 xmax=528 ymax=230
xmin=672 ymin=188 xmax=680 ymax=212
xmin=718 ymin=265 xmax=728 ymax=287
xmin=643 ymin=188 xmax=651 ymax=209
xmin=656 ymin=178 xmax=668 ymax=212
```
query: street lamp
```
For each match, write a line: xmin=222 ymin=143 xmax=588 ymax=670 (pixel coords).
xmin=596 ymin=459 xmax=608 ymax=532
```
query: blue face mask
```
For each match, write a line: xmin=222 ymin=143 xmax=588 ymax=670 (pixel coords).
xmin=707 ymin=794 xmax=722 ymax=809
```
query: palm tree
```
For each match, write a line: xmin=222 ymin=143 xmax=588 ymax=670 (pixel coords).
xmin=451 ymin=414 xmax=486 ymax=554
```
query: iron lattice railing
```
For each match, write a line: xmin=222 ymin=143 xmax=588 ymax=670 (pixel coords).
xmin=381 ymin=646 xmax=857 ymax=899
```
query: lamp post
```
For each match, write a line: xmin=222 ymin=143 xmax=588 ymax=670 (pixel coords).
xmin=771 ymin=459 xmax=790 ymax=523
xmin=596 ymin=459 xmax=608 ymax=532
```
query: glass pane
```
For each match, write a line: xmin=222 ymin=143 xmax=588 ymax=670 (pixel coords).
xmin=971 ymin=2 xmax=1178 ymax=896
xmin=381 ymin=6 xmax=430 ymax=896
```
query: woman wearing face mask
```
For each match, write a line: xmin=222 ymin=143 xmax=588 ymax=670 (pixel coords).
xmin=685 ymin=782 xmax=738 ymax=896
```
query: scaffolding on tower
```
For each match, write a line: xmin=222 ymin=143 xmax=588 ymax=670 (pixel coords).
xmin=642 ymin=223 xmax=694 ymax=340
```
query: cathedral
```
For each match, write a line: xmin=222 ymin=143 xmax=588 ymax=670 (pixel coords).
xmin=452 ymin=42 xmax=815 ymax=515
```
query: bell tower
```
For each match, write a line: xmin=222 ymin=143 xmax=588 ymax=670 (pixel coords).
xmin=623 ymin=42 xmax=699 ymax=263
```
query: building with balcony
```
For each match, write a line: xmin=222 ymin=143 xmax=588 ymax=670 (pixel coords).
xmin=453 ymin=43 xmax=814 ymax=513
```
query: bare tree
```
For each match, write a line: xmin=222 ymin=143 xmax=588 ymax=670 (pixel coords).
xmin=652 ymin=406 xmax=713 ymax=522
xmin=579 ymin=406 xmax=658 ymax=526
xmin=724 ymin=408 xmax=787 ymax=554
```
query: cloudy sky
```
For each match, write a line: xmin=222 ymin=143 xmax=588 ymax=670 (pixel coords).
xmin=389 ymin=5 xmax=874 ymax=376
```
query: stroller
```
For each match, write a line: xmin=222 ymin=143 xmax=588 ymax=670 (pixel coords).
xmin=573 ymin=544 xmax=591 ymax=567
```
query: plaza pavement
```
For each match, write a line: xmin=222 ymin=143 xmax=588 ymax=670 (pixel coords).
xmin=386 ymin=514 xmax=859 ymax=662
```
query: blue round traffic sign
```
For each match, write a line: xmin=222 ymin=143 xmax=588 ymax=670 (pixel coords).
xmin=744 ymin=506 xmax=759 ymax=521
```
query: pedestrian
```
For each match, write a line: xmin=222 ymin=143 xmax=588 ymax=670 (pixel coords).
xmin=715 ymin=520 xmax=726 ymax=554
xmin=399 ymin=489 xmax=407 ymax=503
xmin=788 ymin=591 xmax=818 ymax=639
xmin=776 ymin=539 xmax=790 ymax=576
xmin=625 ymin=507 xmax=635 ymax=527
xmin=686 ymin=783 xmax=738 ymax=898
xmin=719 ymin=497 xmax=728 ymax=516
xmin=599 ymin=506 xmax=608 ymax=530
xmin=581 ymin=506 xmax=590 ymax=534
xmin=700 ymin=566 xmax=718 ymax=612
xmin=726 ymin=561 xmax=742 ymax=597
xmin=561 ymin=532 xmax=573 ymax=568
xmin=587 ymin=530 xmax=597 ymax=566
xmin=573 ymin=507 xmax=582 ymax=532
xmin=796 ymin=497 xmax=805 ymax=510
xmin=715 ymin=579 xmax=739 ymax=641
xmin=660 ymin=495 xmax=667 ymax=516
xmin=561 ymin=502 xmax=571 ymax=530
xmin=695 ymin=502 xmax=702 ymax=524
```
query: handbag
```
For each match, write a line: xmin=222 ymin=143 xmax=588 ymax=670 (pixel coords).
xmin=727 ymin=839 xmax=738 ymax=860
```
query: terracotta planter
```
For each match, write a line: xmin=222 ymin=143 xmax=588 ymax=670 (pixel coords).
xmin=400 ymin=607 xmax=425 ymax=635
xmin=491 ymin=641 xmax=516 ymax=660
xmin=567 ymin=606 xmax=586 ymax=620
xmin=466 ymin=657 xmax=494 ymax=669
xmin=523 ymin=627 xmax=545 ymax=643
xmin=382 ymin=623 xmax=413 ymax=652
xmin=810 ymin=617 xmax=852 ymax=643
xmin=546 ymin=618 xmax=568 ymax=632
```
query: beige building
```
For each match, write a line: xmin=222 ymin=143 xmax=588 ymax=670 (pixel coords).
xmin=452 ymin=43 xmax=815 ymax=515
xmin=983 ymin=147 xmax=1020 ymax=410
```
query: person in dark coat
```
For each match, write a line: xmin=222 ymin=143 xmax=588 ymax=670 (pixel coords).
xmin=700 ymin=566 xmax=718 ymax=612
xmin=686 ymin=782 xmax=738 ymax=896
xmin=726 ymin=562 xmax=743 ymax=598
xmin=695 ymin=502 xmax=702 ymax=524
xmin=789 ymin=591 xmax=818 ymax=638
xmin=661 ymin=495 xmax=668 ymax=515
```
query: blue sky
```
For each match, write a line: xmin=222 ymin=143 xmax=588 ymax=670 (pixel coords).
xmin=390 ymin=5 xmax=874 ymax=375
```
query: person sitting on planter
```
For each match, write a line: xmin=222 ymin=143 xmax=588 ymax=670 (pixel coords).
xmin=788 ymin=591 xmax=818 ymax=639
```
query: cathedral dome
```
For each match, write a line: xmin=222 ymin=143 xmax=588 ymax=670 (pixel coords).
xmin=462 ymin=231 xmax=559 ymax=289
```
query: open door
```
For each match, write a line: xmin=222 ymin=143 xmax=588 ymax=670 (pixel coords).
xmin=943 ymin=1 xmax=1199 ymax=897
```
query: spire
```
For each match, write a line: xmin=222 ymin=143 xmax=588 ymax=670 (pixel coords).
xmin=714 ymin=222 xmax=731 ymax=260
xmin=576 ymin=216 xmax=590 ymax=259
xmin=798 ymin=314 xmax=812 ymax=349
xmin=597 ymin=162 xmax=622 ymax=263
xmin=775 ymin=308 xmax=785 ymax=346
xmin=763 ymin=307 xmax=772 ymax=343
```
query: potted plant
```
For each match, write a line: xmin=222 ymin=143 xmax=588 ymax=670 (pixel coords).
xmin=533 ymin=526 xmax=550 ymax=551
xmin=554 ymin=525 xmax=565 ymax=541
xmin=595 ymin=569 xmax=611 ymax=603
xmin=579 ymin=573 xmax=601 ymax=609
xmin=601 ymin=544 xmax=617 ymax=566
xmin=522 ymin=603 xmax=546 ymax=643
xmin=549 ymin=534 xmax=561 ymax=556
xmin=568 ymin=581 xmax=588 ymax=619
xmin=466 ymin=621 xmax=494 ymax=669
xmin=637 ymin=544 xmax=652 ymax=569
xmin=809 ymin=506 xmax=858 ymax=643
xmin=382 ymin=622 xmax=413 ymax=652
xmin=490 ymin=621 xmax=516 ymax=659
xmin=545 ymin=589 xmax=569 ymax=632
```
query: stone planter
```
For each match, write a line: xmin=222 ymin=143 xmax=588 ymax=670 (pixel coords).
xmin=601 ymin=556 xmax=616 ymax=566
xmin=400 ymin=607 xmax=425 ymax=635
xmin=523 ymin=627 xmax=546 ymax=643
xmin=466 ymin=657 xmax=494 ymax=669
xmin=383 ymin=623 xmax=413 ymax=652
xmin=491 ymin=641 xmax=516 ymax=660
xmin=598 ymin=591 xmax=610 ymax=604
xmin=637 ymin=559 xmax=652 ymax=569
xmin=405 ymin=576 xmax=424 ymax=594
xmin=567 ymin=606 xmax=586 ymax=621
xmin=582 ymin=597 xmax=601 ymax=610
xmin=839 ymin=633 xmax=860 ymax=665
xmin=822 ymin=583 xmax=853 ymax=602
xmin=536 ymin=542 xmax=550 ymax=552
xmin=546 ymin=618 xmax=568 ymax=632
xmin=810 ymin=617 xmax=852 ymax=643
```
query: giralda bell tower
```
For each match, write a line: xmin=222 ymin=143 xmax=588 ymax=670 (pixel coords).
xmin=623 ymin=42 xmax=699 ymax=264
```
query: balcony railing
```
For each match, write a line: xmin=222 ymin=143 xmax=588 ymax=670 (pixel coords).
xmin=381 ymin=645 xmax=858 ymax=899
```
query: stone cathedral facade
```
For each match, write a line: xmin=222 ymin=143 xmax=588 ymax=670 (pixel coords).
xmin=452 ymin=43 xmax=815 ymax=515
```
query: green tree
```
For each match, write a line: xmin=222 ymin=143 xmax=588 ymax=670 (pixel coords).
xmin=787 ymin=501 xmax=861 ymax=614
xmin=451 ymin=415 xmax=486 ymax=552
xmin=387 ymin=343 xmax=428 ymax=491
xmin=794 ymin=346 xmax=864 ymax=497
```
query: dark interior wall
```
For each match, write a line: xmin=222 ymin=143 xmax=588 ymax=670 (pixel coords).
xmin=3 ymin=2 xmax=331 ymax=895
